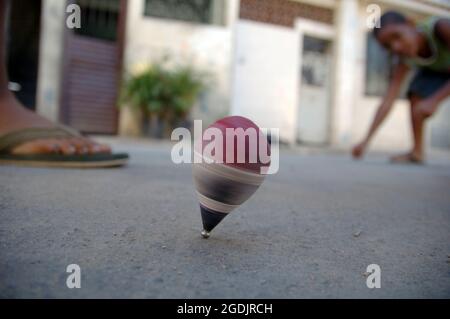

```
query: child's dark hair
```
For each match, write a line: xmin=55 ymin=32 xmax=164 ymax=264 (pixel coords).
xmin=373 ymin=11 xmax=407 ymax=37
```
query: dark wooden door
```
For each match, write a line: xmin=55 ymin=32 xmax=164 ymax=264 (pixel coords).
xmin=7 ymin=0 xmax=42 ymax=110
xmin=61 ymin=0 xmax=126 ymax=134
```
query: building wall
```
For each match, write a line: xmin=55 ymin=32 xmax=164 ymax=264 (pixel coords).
xmin=231 ymin=20 xmax=299 ymax=142
xmin=232 ymin=0 xmax=450 ymax=150
xmin=121 ymin=0 xmax=239 ymax=133
xmin=36 ymin=0 xmax=66 ymax=122
xmin=231 ymin=0 xmax=335 ymax=143
xmin=239 ymin=0 xmax=334 ymax=27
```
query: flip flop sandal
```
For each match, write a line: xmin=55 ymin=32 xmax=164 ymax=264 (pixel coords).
xmin=0 ymin=125 xmax=129 ymax=168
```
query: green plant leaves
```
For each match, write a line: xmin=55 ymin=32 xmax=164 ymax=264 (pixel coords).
xmin=120 ymin=60 xmax=210 ymax=121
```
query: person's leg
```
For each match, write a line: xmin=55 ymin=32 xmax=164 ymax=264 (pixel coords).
xmin=390 ymin=94 xmax=424 ymax=163
xmin=410 ymin=94 xmax=425 ymax=160
xmin=0 ymin=0 xmax=110 ymax=155
xmin=0 ymin=0 xmax=9 ymax=97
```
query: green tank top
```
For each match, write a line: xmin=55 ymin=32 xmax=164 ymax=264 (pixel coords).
xmin=405 ymin=17 xmax=450 ymax=72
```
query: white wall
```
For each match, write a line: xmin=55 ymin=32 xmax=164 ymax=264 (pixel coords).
xmin=122 ymin=0 xmax=238 ymax=128
xmin=36 ymin=0 xmax=66 ymax=122
xmin=332 ymin=0 xmax=359 ymax=147
xmin=230 ymin=1 xmax=419 ymax=148
xmin=231 ymin=20 xmax=299 ymax=143
xmin=230 ymin=6 xmax=416 ymax=148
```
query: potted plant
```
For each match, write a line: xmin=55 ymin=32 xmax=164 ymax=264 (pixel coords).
xmin=120 ymin=61 xmax=209 ymax=138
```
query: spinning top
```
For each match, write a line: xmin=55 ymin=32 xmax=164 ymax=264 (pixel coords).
xmin=192 ymin=116 xmax=271 ymax=238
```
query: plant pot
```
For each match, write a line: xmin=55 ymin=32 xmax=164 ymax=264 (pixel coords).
xmin=146 ymin=113 xmax=165 ymax=139
xmin=118 ymin=105 xmax=144 ymax=137
xmin=163 ymin=116 xmax=192 ymax=139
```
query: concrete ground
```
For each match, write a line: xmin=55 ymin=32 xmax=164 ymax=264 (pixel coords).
xmin=1 ymin=139 xmax=449 ymax=298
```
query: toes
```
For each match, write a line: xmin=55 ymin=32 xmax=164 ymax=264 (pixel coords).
xmin=10 ymin=137 xmax=112 ymax=155
xmin=70 ymin=138 xmax=110 ymax=154
xmin=58 ymin=141 xmax=77 ymax=155
xmin=87 ymin=143 xmax=111 ymax=154
xmin=82 ymin=138 xmax=111 ymax=154
xmin=95 ymin=143 xmax=111 ymax=154
xmin=68 ymin=138 xmax=90 ymax=154
xmin=390 ymin=152 xmax=422 ymax=163
xmin=86 ymin=143 xmax=102 ymax=154
xmin=11 ymin=139 xmax=61 ymax=155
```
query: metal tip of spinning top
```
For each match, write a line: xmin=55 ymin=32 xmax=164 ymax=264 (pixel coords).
xmin=201 ymin=230 xmax=210 ymax=239
xmin=199 ymin=205 xmax=228 ymax=239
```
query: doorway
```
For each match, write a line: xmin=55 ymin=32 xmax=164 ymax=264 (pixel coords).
xmin=60 ymin=0 xmax=126 ymax=134
xmin=297 ymin=35 xmax=332 ymax=145
xmin=7 ymin=0 xmax=42 ymax=110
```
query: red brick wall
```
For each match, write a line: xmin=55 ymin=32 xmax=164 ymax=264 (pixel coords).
xmin=239 ymin=0 xmax=334 ymax=27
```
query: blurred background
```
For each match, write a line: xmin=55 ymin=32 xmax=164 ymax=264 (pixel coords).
xmin=2 ymin=0 xmax=450 ymax=299
xmin=6 ymin=0 xmax=450 ymax=150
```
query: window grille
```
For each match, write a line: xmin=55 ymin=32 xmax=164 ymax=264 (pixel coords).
xmin=144 ymin=0 xmax=215 ymax=24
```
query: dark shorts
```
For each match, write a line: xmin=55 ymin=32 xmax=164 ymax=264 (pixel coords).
xmin=407 ymin=68 xmax=450 ymax=99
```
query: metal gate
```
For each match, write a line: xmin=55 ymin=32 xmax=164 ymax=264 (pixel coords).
xmin=60 ymin=0 xmax=126 ymax=134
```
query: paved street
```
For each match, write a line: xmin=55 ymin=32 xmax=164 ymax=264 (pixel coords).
xmin=1 ymin=140 xmax=450 ymax=298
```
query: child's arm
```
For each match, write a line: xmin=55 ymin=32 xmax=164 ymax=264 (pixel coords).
xmin=352 ymin=62 xmax=410 ymax=158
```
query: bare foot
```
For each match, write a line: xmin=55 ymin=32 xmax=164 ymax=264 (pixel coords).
xmin=0 ymin=93 xmax=111 ymax=155
xmin=390 ymin=152 xmax=424 ymax=164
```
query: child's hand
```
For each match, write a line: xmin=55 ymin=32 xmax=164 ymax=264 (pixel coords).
xmin=414 ymin=99 xmax=438 ymax=119
xmin=352 ymin=141 xmax=367 ymax=159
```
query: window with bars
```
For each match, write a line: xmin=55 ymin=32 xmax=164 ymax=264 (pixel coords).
xmin=365 ymin=32 xmax=410 ymax=98
xmin=365 ymin=32 xmax=401 ymax=97
xmin=144 ymin=0 xmax=224 ymax=25
xmin=74 ymin=0 xmax=120 ymax=41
